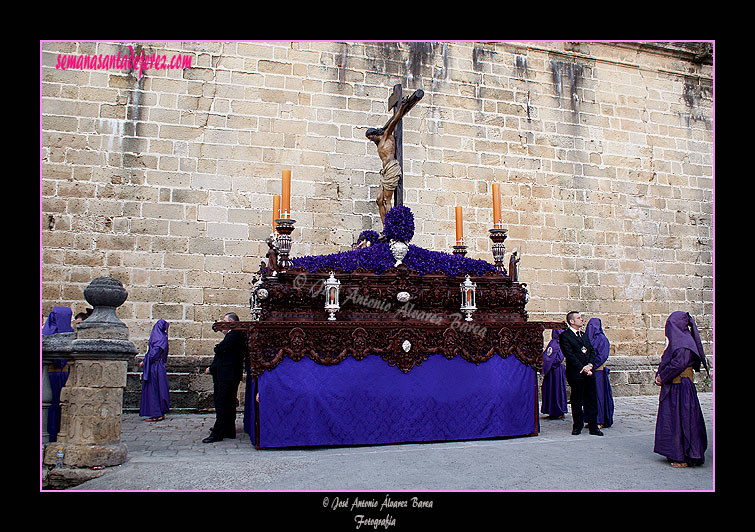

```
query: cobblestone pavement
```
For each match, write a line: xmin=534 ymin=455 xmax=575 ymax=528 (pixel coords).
xmin=69 ymin=392 xmax=714 ymax=492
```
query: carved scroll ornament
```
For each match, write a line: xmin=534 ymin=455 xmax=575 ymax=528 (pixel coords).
xmin=214 ymin=320 xmax=565 ymax=378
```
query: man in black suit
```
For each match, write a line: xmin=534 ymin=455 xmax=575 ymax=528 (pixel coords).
xmin=559 ymin=311 xmax=604 ymax=436
xmin=203 ymin=313 xmax=246 ymax=443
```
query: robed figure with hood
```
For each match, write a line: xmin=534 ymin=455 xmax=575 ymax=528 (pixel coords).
xmin=653 ymin=311 xmax=709 ymax=467
xmin=139 ymin=319 xmax=171 ymax=421
xmin=42 ymin=306 xmax=75 ymax=442
xmin=585 ymin=318 xmax=614 ymax=428
xmin=541 ymin=329 xmax=568 ymax=419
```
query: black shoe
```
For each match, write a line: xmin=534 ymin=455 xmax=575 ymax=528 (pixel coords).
xmin=202 ymin=433 xmax=223 ymax=443
xmin=571 ymin=427 xmax=582 ymax=435
xmin=589 ymin=428 xmax=604 ymax=436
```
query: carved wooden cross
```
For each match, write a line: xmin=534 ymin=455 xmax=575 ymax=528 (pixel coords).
xmin=387 ymin=84 xmax=405 ymax=206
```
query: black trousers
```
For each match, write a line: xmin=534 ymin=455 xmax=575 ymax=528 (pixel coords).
xmin=568 ymin=374 xmax=598 ymax=430
xmin=212 ymin=378 xmax=240 ymax=437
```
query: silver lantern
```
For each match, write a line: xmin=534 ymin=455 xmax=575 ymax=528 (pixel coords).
xmin=324 ymin=271 xmax=341 ymax=321
xmin=460 ymin=274 xmax=477 ymax=321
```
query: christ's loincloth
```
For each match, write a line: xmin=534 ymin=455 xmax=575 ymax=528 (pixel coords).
xmin=380 ymin=160 xmax=402 ymax=191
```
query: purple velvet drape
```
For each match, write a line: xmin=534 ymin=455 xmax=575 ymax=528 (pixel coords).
xmin=245 ymin=353 xmax=537 ymax=449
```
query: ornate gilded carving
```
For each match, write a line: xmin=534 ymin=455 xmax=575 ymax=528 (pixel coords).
xmin=216 ymin=320 xmax=564 ymax=377
xmin=212 ymin=268 xmax=565 ymax=377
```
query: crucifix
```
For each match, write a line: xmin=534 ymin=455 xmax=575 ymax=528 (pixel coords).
xmin=366 ymin=84 xmax=424 ymax=225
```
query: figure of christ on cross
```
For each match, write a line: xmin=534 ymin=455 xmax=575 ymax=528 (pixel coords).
xmin=366 ymin=88 xmax=424 ymax=226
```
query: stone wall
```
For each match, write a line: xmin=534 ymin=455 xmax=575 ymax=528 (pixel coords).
xmin=42 ymin=41 xmax=714 ymax=399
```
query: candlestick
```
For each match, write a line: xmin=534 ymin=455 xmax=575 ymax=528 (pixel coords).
xmin=281 ymin=169 xmax=291 ymax=219
xmin=272 ymin=194 xmax=281 ymax=232
xmin=452 ymin=244 xmax=467 ymax=257
xmin=274 ymin=218 xmax=296 ymax=271
xmin=489 ymin=227 xmax=508 ymax=273
xmin=492 ymin=183 xmax=501 ymax=228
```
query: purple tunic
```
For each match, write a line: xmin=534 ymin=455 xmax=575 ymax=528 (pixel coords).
xmin=586 ymin=318 xmax=614 ymax=427
xmin=139 ymin=319 xmax=170 ymax=418
xmin=653 ymin=311 xmax=708 ymax=466
xmin=43 ymin=307 xmax=74 ymax=442
xmin=541 ymin=329 xmax=568 ymax=417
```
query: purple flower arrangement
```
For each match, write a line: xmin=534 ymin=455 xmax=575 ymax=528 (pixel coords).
xmin=292 ymin=241 xmax=395 ymax=274
xmin=357 ymin=230 xmax=380 ymax=245
xmin=383 ymin=205 xmax=415 ymax=243
xmin=282 ymin=206 xmax=498 ymax=277
xmin=291 ymin=242 xmax=496 ymax=277
xmin=404 ymin=245 xmax=498 ymax=277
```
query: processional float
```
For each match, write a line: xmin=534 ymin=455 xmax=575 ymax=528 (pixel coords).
xmin=214 ymin=85 xmax=564 ymax=449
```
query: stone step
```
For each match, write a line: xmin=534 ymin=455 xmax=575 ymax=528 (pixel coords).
xmin=124 ymin=355 xmax=247 ymax=414
xmin=537 ymin=354 xmax=713 ymax=396
xmin=123 ymin=354 xmax=713 ymax=414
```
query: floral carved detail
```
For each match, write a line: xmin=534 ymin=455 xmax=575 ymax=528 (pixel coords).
xmin=351 ymin=328 xmax=369 ymax=360
xmin=211 ymin=258 xmax=566 ymax=377
xmin=217 ymin=321 xmax=561 ymax=377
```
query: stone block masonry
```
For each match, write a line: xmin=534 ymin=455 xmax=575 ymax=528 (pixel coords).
xmin=41 ymin=41 xmax=714 ymax=400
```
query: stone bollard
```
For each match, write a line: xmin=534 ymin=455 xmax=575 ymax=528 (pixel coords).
xmin=43 ymin=277 xmax=137 ymax=486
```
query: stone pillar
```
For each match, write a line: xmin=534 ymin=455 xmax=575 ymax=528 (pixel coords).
xmin=43 ymin=277 xmax=137 ymax=474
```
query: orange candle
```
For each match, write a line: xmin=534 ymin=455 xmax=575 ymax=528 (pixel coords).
xmin=492 ymin=183 xmax=501 ymax=228
xmin=281 ymin=169 xmax=291 ymax=218
xmin=455 ymin=206 xmax=463 ymax=245
xmin=272 ymin=194 xmax=281 ymax=228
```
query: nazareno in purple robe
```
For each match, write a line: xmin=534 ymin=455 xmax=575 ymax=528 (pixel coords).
xmin=653 ymin=311 xmax=709 ymax=466
xmin=43 ymin=306 xmax=74 ymax=442
xmin=541 ymin=329 xmax=568 ymax=417
xmin=139 ymin=319 xmax=171 ymax=418
xmin=585 ymin=317 xmax=614 ymax=427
